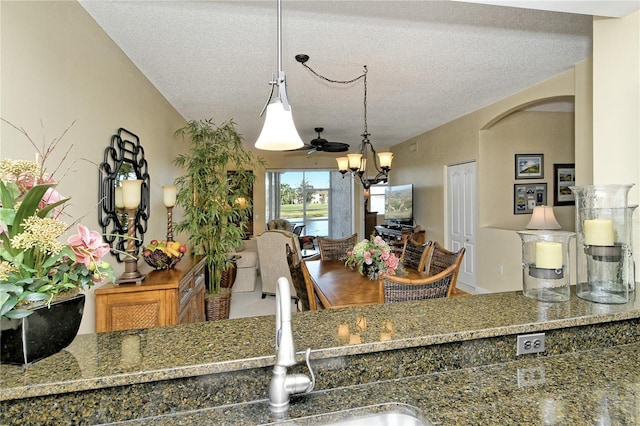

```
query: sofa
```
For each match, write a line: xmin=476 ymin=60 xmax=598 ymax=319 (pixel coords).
xmin=230 ymin=239 xmax=259 ymax=293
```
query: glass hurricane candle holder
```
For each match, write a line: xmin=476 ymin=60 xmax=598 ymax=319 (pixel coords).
xmin=570 ymin=184 xmax=634 ymax=304
xmin=517 ymin=230 xmax=575 ymax=302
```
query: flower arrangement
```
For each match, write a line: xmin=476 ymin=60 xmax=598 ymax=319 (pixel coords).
xmin=0 ymin=124 xmax=115 ymax=320
xmin=344 ymin=234 xmax=403 ymax=280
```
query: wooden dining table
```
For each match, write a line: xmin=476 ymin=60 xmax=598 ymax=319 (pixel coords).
xmin=305 ymin=259 xmax=468 ymax=309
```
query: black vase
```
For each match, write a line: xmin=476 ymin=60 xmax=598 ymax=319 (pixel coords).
xmin=0 ymin=294 xmax=85 ymax=365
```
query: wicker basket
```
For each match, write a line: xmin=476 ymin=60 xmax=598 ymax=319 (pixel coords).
xmin=205 ymin=292 xmax=231 ymax=321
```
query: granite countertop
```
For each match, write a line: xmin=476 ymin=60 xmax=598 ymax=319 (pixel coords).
xmin=2 ymin=287 xmax=638 ymax=402
xmin=111 ymin=342 xmax=640 ymax=425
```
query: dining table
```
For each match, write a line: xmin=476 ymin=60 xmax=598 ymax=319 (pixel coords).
xmin=305 ymin=259 xmax=468 ymax=309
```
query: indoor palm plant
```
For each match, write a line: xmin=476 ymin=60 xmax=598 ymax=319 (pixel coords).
xmin=173 ymin=119 xmax=263 ymax=320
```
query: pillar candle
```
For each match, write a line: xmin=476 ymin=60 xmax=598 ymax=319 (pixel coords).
xmin=535 ymin=242 xmax=563 ymax=269
xmin=584 ymin=219 xmax=615 ymax=246
xmin=162 ymin=185 xmax=177 ymax=207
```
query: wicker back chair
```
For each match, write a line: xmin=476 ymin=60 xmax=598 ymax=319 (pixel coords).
xmin=425 ymin=242 xmax=466 ymax=289
xmin=378 ymin=263 xmax=459 ymax=303
xmin=286 ymin=244 xmax=317 ymax=311
xmin=401 ymin=239 xmax=432 ymax=272
xmin=318 ymin=233 xmax=358 ymax=261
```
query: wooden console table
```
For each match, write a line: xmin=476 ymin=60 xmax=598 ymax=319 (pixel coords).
xmin=95 ymin=256 xmax=206 ymax=332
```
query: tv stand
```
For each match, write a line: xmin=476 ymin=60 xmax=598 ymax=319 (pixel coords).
xmin=375 ymin=225 xmax=424 ymax=254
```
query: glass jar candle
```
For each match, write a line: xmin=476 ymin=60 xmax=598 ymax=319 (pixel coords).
xmin=517 ymin=230 xmax=575 ymax=302
xmin=570 ymin=184 xmax=634 ymax=304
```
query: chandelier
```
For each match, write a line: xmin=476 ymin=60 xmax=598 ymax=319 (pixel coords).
xmin=295 ymin=55 xmax=393 ymax=189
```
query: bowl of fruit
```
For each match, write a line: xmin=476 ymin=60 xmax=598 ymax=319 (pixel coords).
xmin=142 ymin=240 xmax=187 ymax=270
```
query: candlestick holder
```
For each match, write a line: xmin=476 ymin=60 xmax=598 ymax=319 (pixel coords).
xmin=517 ymin=230 xmax=575 ymax=302
xmin=116 ymin=207 xmax=146 ymax=284
xmin=166 ymin=206 xmax=174 ymax=242
xmin=570 ymin=184 xmax=634 ymax=304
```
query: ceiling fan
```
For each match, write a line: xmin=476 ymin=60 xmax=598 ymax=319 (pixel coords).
xmin=294 ymin=127 xmax=350 ymax=154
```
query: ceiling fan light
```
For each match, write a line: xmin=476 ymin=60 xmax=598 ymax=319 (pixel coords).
xmin=336 ymin=156 xmax=349 ymax=173
xmin=347 ymin=153 xmax=362 ymax=171
xmin=255 ymin=99 xmax=304 ymax=151
xmin=377 ymin=152 xmax=393 ymax=170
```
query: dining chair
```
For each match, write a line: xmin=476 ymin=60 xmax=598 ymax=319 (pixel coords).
xmin=317 ymin=233 xmax=358 ymax=261
xmin=425 ymin=242 xmax=466 ymax=289
xmin=256 ymin=229 xmax=301 ymax=298
xmin=286 ymin=244 xmax=317 ymax=311
xmin=378 ymin=263 xmax=459 ymax=303
xmin=401 ymin=239 xmax=432 ymax=273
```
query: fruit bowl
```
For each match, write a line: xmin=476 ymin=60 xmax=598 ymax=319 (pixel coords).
xmin=142 ymin=240 xmax=187 ymax=270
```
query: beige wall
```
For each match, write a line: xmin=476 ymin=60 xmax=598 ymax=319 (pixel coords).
xmin=1 ymin=1 xmax=187 ymax=333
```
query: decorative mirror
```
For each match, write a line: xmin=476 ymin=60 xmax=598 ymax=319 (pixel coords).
xmin=98 ymin=128 xmax=150 ymax=262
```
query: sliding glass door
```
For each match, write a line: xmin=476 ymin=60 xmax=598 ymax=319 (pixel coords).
xmin=266 ymin=170 xmax=353 ymax=238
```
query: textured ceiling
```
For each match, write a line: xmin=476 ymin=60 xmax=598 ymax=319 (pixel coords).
xmin=78 ymin=1 xmax=638 ymax=152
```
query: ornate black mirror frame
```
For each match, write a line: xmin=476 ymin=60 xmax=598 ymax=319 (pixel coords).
xmin=98 ymin=128 xmax=150 ymax=262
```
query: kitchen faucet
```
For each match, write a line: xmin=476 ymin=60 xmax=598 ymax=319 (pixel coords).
xmin=269 ymin=277 xmax=315 ymax=413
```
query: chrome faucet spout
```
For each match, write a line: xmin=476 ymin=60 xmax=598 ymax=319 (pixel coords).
xmin=269 ymin=277 xmax=315 ymax=413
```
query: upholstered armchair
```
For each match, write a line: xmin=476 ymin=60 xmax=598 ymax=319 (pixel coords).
xmin=256 ymin=230 xmax=302 ymax=298
xmin=266 ymin=218 xmax=292 ymax=232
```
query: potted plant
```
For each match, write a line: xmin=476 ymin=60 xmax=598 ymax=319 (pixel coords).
xmin=173 ymin=119 xmax=263 ymax=320
xmin=0 ymin=121 xmax=115 ymax=364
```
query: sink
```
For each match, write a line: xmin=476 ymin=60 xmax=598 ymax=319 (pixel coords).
xmin=266 ymin=403 xmax=432 ymax=426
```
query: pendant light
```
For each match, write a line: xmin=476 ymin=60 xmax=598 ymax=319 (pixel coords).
xmin=255 ymin=0 xmax=303 ymax=151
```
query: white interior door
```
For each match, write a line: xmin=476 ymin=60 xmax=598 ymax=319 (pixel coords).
xmin=447 ymin=161 xmax=477 ymax=289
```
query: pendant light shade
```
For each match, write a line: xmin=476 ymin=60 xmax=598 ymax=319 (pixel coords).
xmin=255 ymin=99 xmax=303 ymax=151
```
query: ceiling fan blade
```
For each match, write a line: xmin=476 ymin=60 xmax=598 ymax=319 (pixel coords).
xmin=322 ymin=142 xmax=350 ymax=152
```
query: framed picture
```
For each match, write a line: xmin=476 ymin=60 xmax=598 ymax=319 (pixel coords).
xmin=515 ymin=154 xmax=544 ymax=179
xmin=514 ymin=183 xmax=547 ymax=215
xmin=553 ymin=163 xmax=575 ymax=206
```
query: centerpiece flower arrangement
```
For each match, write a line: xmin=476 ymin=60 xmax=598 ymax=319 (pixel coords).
xmin=0 ymin=128 xmax=115 ymax=320
xmin=344 ymin=235 xmax=403 ymax=280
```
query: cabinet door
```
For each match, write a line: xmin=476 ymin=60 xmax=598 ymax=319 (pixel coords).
xmin=99 ymin=290 xmax=172 ymax=332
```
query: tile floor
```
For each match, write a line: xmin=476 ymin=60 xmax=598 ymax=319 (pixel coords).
xmin=229 ymin=276 xmax=296 ymax=318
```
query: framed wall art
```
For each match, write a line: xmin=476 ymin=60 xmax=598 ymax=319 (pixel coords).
xmin=514 ymin=183 xmax=547 ymax=215
xmin=553 ymin=163 xmax=575 ymax=206
xmin=515 ymin=154 xmax=544 ymax=179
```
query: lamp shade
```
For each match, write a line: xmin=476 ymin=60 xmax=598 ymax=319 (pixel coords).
xmin=526 ymin=205 xmax=561 ymax=230
xmin=162 ymin=185 xmax=177 ymax=207
xmin=255 ymin=99 xmax=303 ymax=151
xmin=377 ymin=152 xmax=394 ymax=170
xmin=114 ymin=186 xmax=124 ymax=209
xmin=336 ymin=157 xmax=349 ymax=173
xmin=347 ymin=153 xmax=362 ymax=171
xmin=121 ymin=179 xmax=143 ymax=210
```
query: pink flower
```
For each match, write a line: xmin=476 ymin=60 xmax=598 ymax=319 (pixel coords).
xmin=380 ymin=251 xmax=390 ymax=261
xmin=68 ymin=224 xmax=110 ymax=268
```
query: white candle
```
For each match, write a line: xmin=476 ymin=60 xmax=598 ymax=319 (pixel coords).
xmin=584 ymin=219 xmax=615 ymax=246
xmin=114 ymin=187 xmax=124 ymax=209
xmin=121 ymin=179 xmax=142 ymax=209
xmin=162 ymin=185 xmax=177 ymax=207
xmin=535 ymin=242 xmax=562 ymax=269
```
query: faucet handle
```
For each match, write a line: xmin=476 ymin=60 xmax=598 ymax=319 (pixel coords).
xmin=303 ymin=348 xmax=316 ymax=393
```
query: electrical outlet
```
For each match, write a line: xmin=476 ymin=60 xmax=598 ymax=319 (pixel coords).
xmin=498 ymin=265 xmax=503 ymax=274
xmin=517 ymin=333 xmax=546 ymax=355
xmin=517 ymin=366 xmax=546 ymax=387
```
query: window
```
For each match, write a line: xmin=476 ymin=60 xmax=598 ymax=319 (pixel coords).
xmin=266 ymin=170 xmax=353 ymax=238
xmin=369 ymin=183 xmax=387 ymax=214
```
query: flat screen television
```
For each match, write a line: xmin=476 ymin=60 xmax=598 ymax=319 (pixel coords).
xmin=384 ymin=184 xmax=413 ymax=226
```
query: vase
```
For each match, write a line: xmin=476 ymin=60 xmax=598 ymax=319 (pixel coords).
xmin=0 ymin=294 xmax=85 ymax=366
